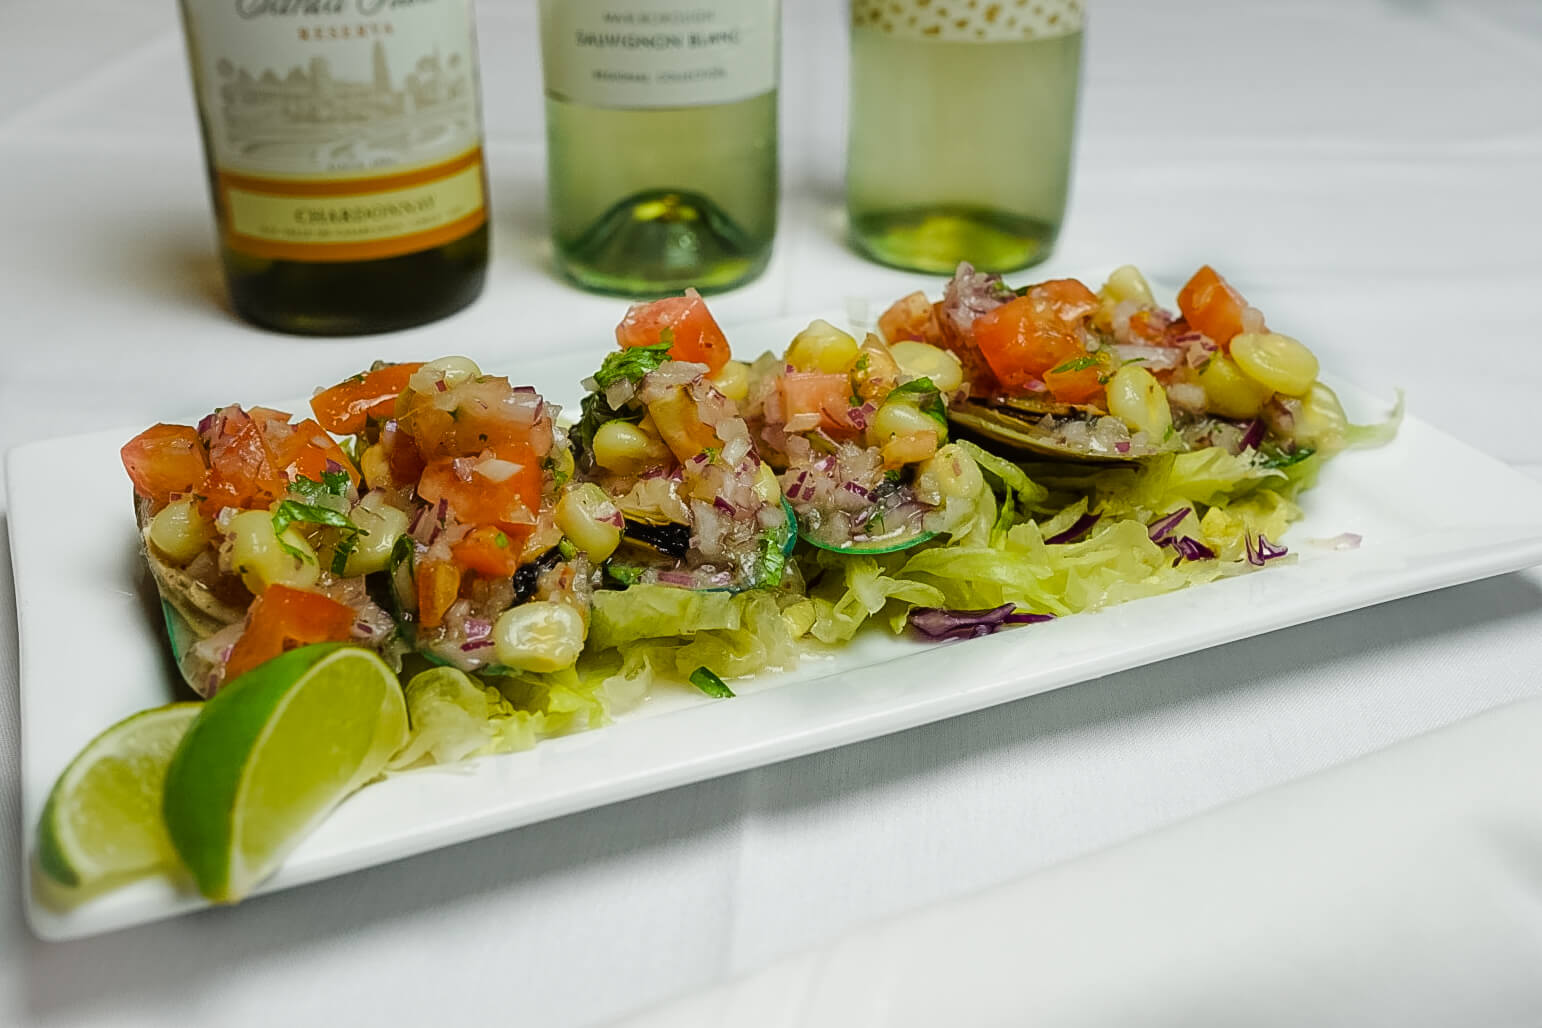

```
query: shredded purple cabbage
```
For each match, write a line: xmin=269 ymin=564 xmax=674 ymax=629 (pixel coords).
xmin=1046 ymin=512 xmax=1099 ymax=545
xmin=908 ymin=604 xmax=1055 ymax=641
xmin=1245 ymin=533 xmax=1289 ymax=566
xmin=1147 ymin=508 xmax=1191 ymax=546
xmin=1172 ymin=536 xmax=1216 ymax=562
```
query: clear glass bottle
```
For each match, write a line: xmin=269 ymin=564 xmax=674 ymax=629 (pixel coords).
xmin=178 ymin=0 xmax=491 ymax=335
xmin=538 ymin=1 xmax=780 ymax=297
xmin=846 ymin=0 xmax=1085 ymax=275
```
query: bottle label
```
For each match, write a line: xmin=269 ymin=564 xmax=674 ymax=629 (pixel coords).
xmin=851 ymin=0 xmax=1084 ymax=41
xmin=183 ymin=0 xmax=487 ymax=262
xmin=539 ymin=1 xmax=779 ymax=109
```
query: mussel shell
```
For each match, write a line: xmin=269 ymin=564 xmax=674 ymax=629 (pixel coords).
xmin=947 ymin=399 xmax=1149 ymax=464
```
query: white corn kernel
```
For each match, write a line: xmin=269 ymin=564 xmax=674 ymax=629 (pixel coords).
xmin=889 ymin=341 xmax=964 ymax=393
xmin=786 ymin=320 xmax=860 ymax=374
xmin=342 ymin=492 xmax=410 ymax=577
xmin=709 ymin=360 xmax=751 ymax=403
xmin=555 ymin=483 xmax=623 ymax=563
xmin=916 ymin=444 xmax=985 ymax=501
xmin=409 ymin=355 xmax=481 ymax=394
xmin=1198 ymin=353 xmax=1273 ymax=419
xmin=1105 ymin=364 xmax=1174 ymax=438
xmin=1101 ymin=264 xmax=1156 ymax=307
xmin=752 ymin=461 xmax=783 ymax=505
xmin=148 ymin=498 xmax=215 ymax=565
xmin=592 ymin=420 xmax=671 ymax=474
xmin=359 ymin=443 xmax=391 ymax=490
xmin=492 ymin=601 xmax=585 ymax=673
xmin=1230 ymin=332 xmax=1320 ymax=397
xmin=870 ymin=399 xmax=941 ymax=444
xmin=228 ymin=509 xmax=319 ymax=595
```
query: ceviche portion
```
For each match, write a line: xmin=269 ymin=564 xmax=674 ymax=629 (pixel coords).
xmin=735 ymin=317 xmax=984 ymax=552
xmin=309 ymin=358 xmax=590 ymax=678
xmin=883 ymin=263 xmax=1354 ymax=464
xmin=575 ymin=289 xmax=795 ymax=591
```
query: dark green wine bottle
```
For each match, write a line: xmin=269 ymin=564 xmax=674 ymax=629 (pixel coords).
xmin=179 ymin=0 xmax=491 ymax=335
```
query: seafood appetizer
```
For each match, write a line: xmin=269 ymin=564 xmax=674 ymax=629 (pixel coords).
xmin=880 ymin=263 xmax=1354 ymax=465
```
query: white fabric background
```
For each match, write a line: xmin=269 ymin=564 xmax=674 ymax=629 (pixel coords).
xmin=2 ymin=1 xmax=1541 ymax=1024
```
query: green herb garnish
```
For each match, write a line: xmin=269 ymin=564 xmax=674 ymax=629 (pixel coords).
xmin=689 ymin=667 xmax=735 ymax=698
xmin=604 ymin=562 xmax=647 ymax=587
xmin=1261 ymin=446 xmax=1316 ymax=469
xmin=1050 ymin=355 xmax=1101 ymax=375
xmin=271 ymin=500 xmax=360 ymax=570
xmin=885 ymin=377 xmax=949 ymax=435
xmin=592 ymin=341 xmax=673 ymax=390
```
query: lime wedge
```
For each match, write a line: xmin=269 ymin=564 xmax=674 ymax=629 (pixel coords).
xmin=36 ymin=703 xmax=202 ymax=888
xmin=161 ymin=643 xmax=408 ymax=904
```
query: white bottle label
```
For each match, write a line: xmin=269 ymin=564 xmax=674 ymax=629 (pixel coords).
xmin=852 ymin=0 xmax=1084 ymax=42
xmin=182 ymin=0 xmax=487 ymax=261
xmin=540 ymin=1 xmax=780 ymax=109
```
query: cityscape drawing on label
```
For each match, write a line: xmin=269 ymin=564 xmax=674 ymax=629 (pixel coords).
xmin=216 ymin=42 xmax=475 ymax=168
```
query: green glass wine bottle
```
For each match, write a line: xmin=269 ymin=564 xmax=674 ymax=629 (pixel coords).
xmin=538 ymin=1 xmax=780 ymax=297
xmin=178 ymin=0 xmax=491 ymax=335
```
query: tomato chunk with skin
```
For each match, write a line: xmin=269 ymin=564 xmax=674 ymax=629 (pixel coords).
xmin=1177 ymin=265 xmax=1253 ymax=347
xmin=223 ymin=584 xmax=356 ymax=683
xmin=971 ymin=279 xmax=1104 ymax=403
xmin=310 ymin=362 xmax=424 ymax=436
xmin=263 ymin=417 xmax=360 ymax=488
xmin=122 ymin=424 xmax=209 ymax=507
xmin=417 ymin=442 xmax=542 ymax=529
xmin=615 ymin=288 xmax=731 ymax=374
xmin=878 ymin=291 xmax=942 ymax=344
xmin=200 ymin=407 xmax=286 ymax=517
xmin=452 ymin=525 xmax=530 ymax=578
xmin=779 ymin=372 xmax=863 ymax=436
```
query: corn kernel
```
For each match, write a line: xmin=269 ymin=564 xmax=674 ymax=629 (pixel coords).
xmin=786 ymin=320 xmax=860 ymax=374
xmin=555 ymin=483 xmax=622 ymax=562
xmin=1230 ymin=332 xmax=1319 ymax=397
xmin=1105 ymin=364 xmax=1173 ymax=438
xmin=709 ymin=360 xmax=751 ymax=403
xmin=870 ymin=399 xmax=941 ymax=444
xmin=1101 ymin=264 xmax=1155 ymax=307
xmin=492 ymin=601 xmax=585 ymax=673
xmin=1198 ymin=353 xmax=1274 ymax=419
xmin=148 ymin=498 xmax=215 ymax=565
xmin=342 ymin=492 xmax=410 ymax=577
xmin=889 ymin=341 xmax=964 ymax=393
xmin=916 ymin=444 xmax=985 ymax=501
xmin=227 ymin=509 xmax=319 ymax=595
xmin=592 ymin=420 xmax=671 ymax=474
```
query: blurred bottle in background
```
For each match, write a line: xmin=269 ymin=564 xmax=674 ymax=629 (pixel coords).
xmin=539 ymin=1 xmax=780 ymax=297
xmin=846 ymin=0 xmax=1084 ymax=274
xmin=178 ymin=0 xmax=490 ymax=335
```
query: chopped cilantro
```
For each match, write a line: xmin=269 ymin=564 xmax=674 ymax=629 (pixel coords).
xmin=289 ymin=471 xmax=351 ymax=505
xmin=557 ymin=539 xmax=578 ymax=561
xmin=689 ymin=666 xmax=735 ymax=698
xmin=885 ymin=377 xmax=949 ymax=436
xmin=1261 ymin=446 xmax=1316 ymax=469
xmin=1050 ymin=355 xmax=1101 ymax=375
xmin=591 ymin=342 xmax=673 ymax=390
xmin=604 ymin=562 xmax=647 ymax=587
xmin=271 ymin=499 xmax=360 ymax=568
xmin=494 ymin=531 xmax=510 ymax=549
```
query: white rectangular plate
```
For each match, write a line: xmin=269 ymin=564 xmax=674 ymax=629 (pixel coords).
xmin=12 ymin=313 xmax=1542 ymax=941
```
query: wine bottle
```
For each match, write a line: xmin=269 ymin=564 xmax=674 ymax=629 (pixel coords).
xmin=178 ymin=0 xmax=491 ymax=335
xmin=538 ymin=1 xmax=780 ymax=297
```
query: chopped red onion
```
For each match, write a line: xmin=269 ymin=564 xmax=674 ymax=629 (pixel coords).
xmin=352 ymin=620 xmax=376 ymax=639
xmin=909 ymin=603 xmax=1054 ymax=641
xmin=713 ymin=496 xmax=737 ymax=515
xmin=464 ymin=618 xmax=492 ymax=643
xmin=1110 ymin=344 xmax=1182 ymax=371
xmin=1115 ymin=440 xmax=1131 ymax=454
xmin=435 ymin=379 xmax=448 ymax=393
xmin=460 ymin=640 xmax=495 ymax=652
xmin=453 ymin=457 xmax=474 ymax=482
xmin=1240 ymin=420 xmax=1265 ymax=451
xmin=1046 ymin=512 xmax=1099 ymax=545
xmin=842 ymin=481 xmax=874 ymax=501
xmin=656 ymin=570 xmax=697 ymax=587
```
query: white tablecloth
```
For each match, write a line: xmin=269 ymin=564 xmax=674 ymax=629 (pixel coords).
xmin=2 ymin=1 xmax=1541 ymax=1024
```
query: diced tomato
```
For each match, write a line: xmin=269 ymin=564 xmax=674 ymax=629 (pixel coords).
xmin=200 ymin=406 xmax=286 ymax=516
xmin=1028 ymin=279 xmax=1100 ymax=323
xmin=398 ymin=376 xmax=542 ymax=460
xmin=263 ymin=417 xmax=360 ymax=488
xmin=121 ymin=424 xmax=209 ymax=507
xmin=415 ymin=560 xmax=462 ymax=630
xmin=451 ymin=524 xmax=530 ymax=578
xmin=778 ymin=372 xmax=863 ymax=436
xmin=417 ymin=441 xmax=542 ymax=529
xmin=1127 ymin=309 xmax=1170 ymax=345
xmin=615 ymin=288 xmax=731 ymax=374
xmin=1177 ymin=265 xmax=1253 ymax=347
xmin=1043 ymin=351 xmax=1112 ymax=406
xmin=380 ymin=419 xmax=426 ymax=488
xmin=971 ymin=297 xmax=1083 ymax=392
xmin=223 ymin=584 xmax=356 ymax=683
xmin=310 ymin=362 xmax=424 ymax=436
xmin=877 ymin=292 xmax=942 ymax=344
xmin=971 ymin=280 xmax=1105 ymax=403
